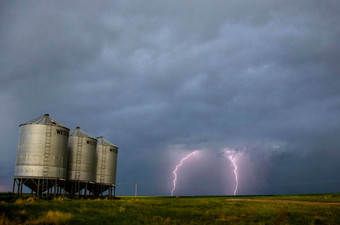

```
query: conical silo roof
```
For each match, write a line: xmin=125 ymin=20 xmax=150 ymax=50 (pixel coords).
xmin=70 ymin=126 xmax=92 ymax=137
xmin=20 ymin=114 xmax=69 ymax=130
xmin=97 ymin=136 xmax=118 ymax=149
xmin=69 ymin=126 xmax=97 ymax=141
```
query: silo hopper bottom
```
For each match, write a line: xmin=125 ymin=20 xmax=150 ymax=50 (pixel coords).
xmin=64 ymin=181 xmax=90 ymax=195
xmin=13 ymin=177 xmax=66 ymax=196
xmin=63 ymin=182 xmax=115 ymax=197
xmin=91 ymin=183 xmax=115 ymax=196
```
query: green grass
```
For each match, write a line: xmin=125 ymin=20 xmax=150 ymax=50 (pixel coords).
xmin=0 ymin=193 xmax=339 ymax=224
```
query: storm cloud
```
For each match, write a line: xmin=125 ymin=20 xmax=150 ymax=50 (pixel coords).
xmin=1 ymin=0 xmax=339 ymax=195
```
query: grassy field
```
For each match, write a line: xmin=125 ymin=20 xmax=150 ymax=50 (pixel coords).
xmin=0 ymin=193 xmax=339 ymax=224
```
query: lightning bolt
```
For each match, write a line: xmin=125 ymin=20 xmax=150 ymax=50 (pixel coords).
xmin=171 ymin=151 xmax=197 ymax=196
xmin=225 ymin=150 xmax=239 ymax=196
xmin=228 ymin=154 xmax=238 ymax=196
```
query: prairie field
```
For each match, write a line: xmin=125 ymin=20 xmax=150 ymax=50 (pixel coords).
xmin=0 ymin=193 xmax=339 ymax=225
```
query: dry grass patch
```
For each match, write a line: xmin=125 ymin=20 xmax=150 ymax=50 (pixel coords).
xmin=13 ymin=197 xmax=36 ymax=204
xmin=27 ymin=210 xmax=72 ymax=224
xmin=0 ymin=213 xmax=12 ymax=225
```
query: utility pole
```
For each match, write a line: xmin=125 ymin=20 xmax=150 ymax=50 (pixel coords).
xmin=134 ymin=181 xmax=138 ymax=197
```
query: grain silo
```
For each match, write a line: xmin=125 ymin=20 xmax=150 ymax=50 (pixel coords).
xmin=13 ymin=114 xmax=69 ymax=197
xmin=66 ymin=127 xmax=97 ymax=196
xmin=94 ymin=136 xmax=118 ymax=196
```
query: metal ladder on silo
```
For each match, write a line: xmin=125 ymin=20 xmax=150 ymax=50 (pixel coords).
xmin=100 ymin=147 xmax=106 ymax=195
xmin=75 ymin=137 xmax=82 ymax=195
xmin=42 ymin=126 xmax=52 ymax=198
xmin=75 ymin=137 xmax=82 ymax=180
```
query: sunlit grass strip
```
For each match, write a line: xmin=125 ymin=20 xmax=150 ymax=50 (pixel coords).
xmin=0 ymin=193 xmax=339 ymax=224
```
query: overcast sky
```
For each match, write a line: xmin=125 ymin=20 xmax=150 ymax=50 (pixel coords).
xmin=1 ymin=0 xmax=339 ymax=196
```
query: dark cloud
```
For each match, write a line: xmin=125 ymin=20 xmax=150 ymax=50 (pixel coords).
xmin=1 ymin=0 xmax=339 ymax=195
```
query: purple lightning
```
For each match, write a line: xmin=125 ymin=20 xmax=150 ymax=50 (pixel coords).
xmin=171 ymin=151 xmax=198 ymax=196
xmin=225 ymin=150 xmax=239 ymax=196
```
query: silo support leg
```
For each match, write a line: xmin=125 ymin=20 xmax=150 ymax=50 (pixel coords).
xmin=17 ymin=179 xmax=20 ymax=196
xmin=20 ymin=179 xmax=23 ymax=195
xmin=63 ymin=181 xmax=65 ymax=197
xmin=78 ymin=181 xmax=80 ymax=197
xmin=37 ymin=179 xmax=40 ymax=197
xmin=71 ymin=182 xmax=74 ymax=195
xmin=47 ymin=181 xmax=50 ymax=195
xmin=12 ymin=179 xmax=16 ymax=193
xmin=54 ymin=180 xmax=57 ymax=198
xmin=114 ymin=186 xmax=116 ymax=197
xmin=110 ymin=187 xmax=112 ymax=199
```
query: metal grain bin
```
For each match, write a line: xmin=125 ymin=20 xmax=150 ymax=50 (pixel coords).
xmin=14 ymin=114 xmax=70 ymax=179
xmin=95 ymin=137 xmax=118 ymax=185
xmin=66 ymin=127 xmax=97 ymax=182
